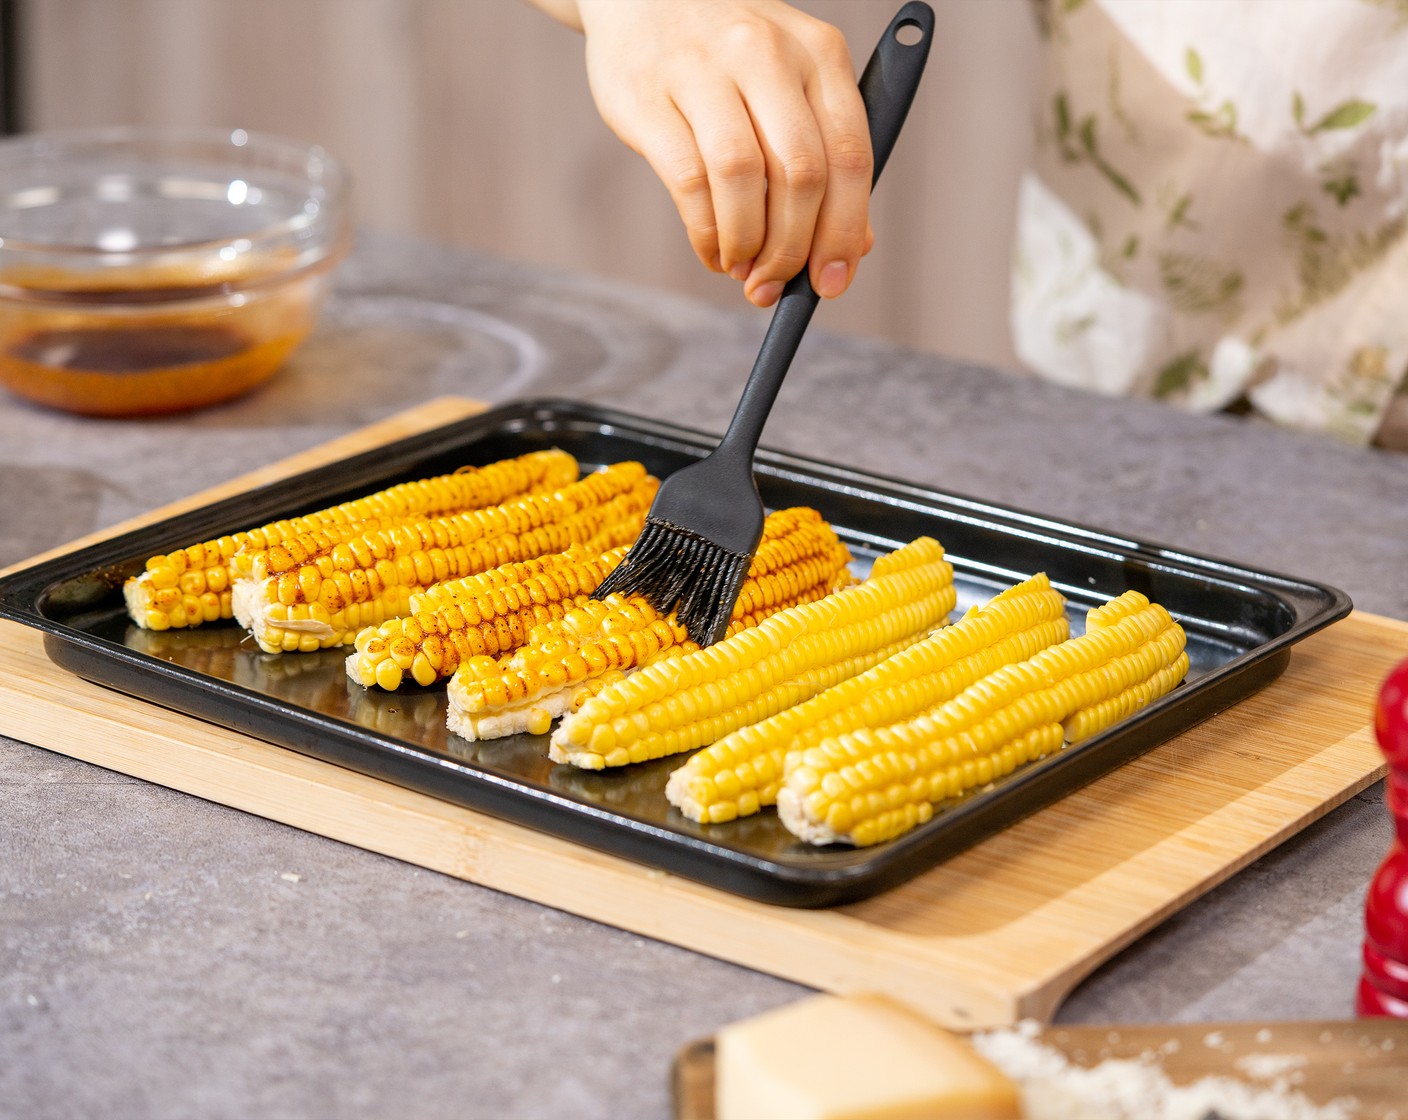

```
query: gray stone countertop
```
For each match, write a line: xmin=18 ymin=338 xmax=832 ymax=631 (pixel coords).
xmin=2 ymin=231 xmax=1406 ymax=1120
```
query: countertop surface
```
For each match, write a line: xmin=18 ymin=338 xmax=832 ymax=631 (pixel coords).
xmin=3 ymin=231 xmax=1407 ymax=1120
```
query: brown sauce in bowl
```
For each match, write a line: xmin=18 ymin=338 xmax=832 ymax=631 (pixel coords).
xmin=0 ymin=256 xmax=324 ymax=416
xmin=11 ymin=324 xmax=250 ymax=373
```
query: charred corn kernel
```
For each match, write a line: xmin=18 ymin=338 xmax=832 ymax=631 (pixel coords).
xmin=550 ymin=537 xmax=956 ymax=769
xmin=443 ymin=507 xmax=855 ymax=742
xmin=344 ymin=546 xmax=627 ymax=690
xmin=667 ymin=574 xmax=1069 ymax=824
xmin=233 ymin=464 xmax=655 ymax=653
xmin=122 ymin=449 xmax=579 ymax=631
xmin=776 ymin=590 xmax=1188 ymax=847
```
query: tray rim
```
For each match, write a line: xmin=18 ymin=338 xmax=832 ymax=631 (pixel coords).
xmin=0 ymin=397 xmax=1354 ymax=906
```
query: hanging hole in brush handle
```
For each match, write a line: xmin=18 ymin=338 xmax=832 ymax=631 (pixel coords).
xmin=716 ymin=1 xmax=935 ymax=460
xmin=861 ymin=2 xmax=935 ymax=188
xmin=773 ymin=0 xmax=935 ymax=310
xmin=896 ymin=18 xmax=927 ymax=47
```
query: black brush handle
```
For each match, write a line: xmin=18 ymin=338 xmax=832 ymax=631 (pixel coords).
xmin=713 ymin=0 xmax=935 ymax=462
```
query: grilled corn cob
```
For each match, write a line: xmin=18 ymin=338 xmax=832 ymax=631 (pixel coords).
xmin=447 ymin=593 xmax=690 ymax=741
xmin=443 ymin=507 xmax=855 ymax=742
xmin=123 ymin=449 xmax=579 ymax=632
xmin=345 ymin=545 xmax=629 ymax=690
xmin=666 ymin=573 xmax=1070 ymax=824
xmin=233 ymin=462 xmax=656 ymax=653
xmin=777 ymin=589 xmax=1188 ymax=847
xmin=549 ymin=536 xmax=957 ymax=770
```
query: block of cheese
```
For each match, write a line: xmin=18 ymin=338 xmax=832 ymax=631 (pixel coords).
xmin=714 ymin=993 xmax=1022 ymax=1120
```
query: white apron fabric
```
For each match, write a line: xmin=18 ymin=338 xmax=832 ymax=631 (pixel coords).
xmin=1014 ymin=0 xmax=1408 ymax=445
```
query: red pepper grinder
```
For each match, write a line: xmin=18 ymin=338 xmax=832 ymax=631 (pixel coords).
xmin=1358 ymin=656 xmax=1408 ymax=1017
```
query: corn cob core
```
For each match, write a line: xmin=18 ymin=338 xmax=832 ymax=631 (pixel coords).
xmin=777 ymin=590 xmax=1188 ymax=847
xmin=233 ymin=463 xmax=656 ymax=654
xmin=443 ymin=507 xmax=854 ymax=742
xmin=344 ymin=545 xmax=630 ymax=691
xmin=549 ymin=536 xmax=957 ymax=770
xmin=667 ymin=573 xmax=1071 ymax=825
xmin=122 ymin=448 xmax=579 ymax=632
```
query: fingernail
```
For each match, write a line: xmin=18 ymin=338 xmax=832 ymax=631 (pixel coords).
xmin=817 ymin=260 xmax=850 ymax=299
xmin=751 ymin=280 xmax=784 ymax=307
xmin=729 ymin=260 xmax=752 ymax=282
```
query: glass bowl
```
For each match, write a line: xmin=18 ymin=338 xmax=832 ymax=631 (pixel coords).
xmin=0 ymin=126 xmax=350 ymax=416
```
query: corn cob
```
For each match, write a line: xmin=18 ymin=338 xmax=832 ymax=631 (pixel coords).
xmin=241 ymin=460 xmax=649 ymax=587
xmin=442 ymin=508 xmax=855 ymax=742
xmin=561 ymin=642 xmax=702 ymax=717
xmin=344 ymin=545 xmax=629 ymax=691
xmin=777 ymin=589 xmax=1188 ymax=847
xmin=447 ymin=593 xmax=690 ymax=741
xmin=667 ymin=573 xmax=1070 ymax=824
xmin=1056 ymin=590 xmax=1191 ymax=743
xmin=232 ymin=462 xmax=656 ymax=654
xmin=549 ymin=537 xmax=957 ymax=770
xmin=123 ymin=449 xmax=579 ymax=631
xmin=458 ymin=593 xmax=848 ymax=747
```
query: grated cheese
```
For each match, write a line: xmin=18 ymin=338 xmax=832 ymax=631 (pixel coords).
xmin=971 ymin=1021 xmax=1358 ymax=1120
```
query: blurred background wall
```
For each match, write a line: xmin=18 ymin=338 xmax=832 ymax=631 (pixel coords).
xmin=12 ymin=0 xmax=1039 ymax=371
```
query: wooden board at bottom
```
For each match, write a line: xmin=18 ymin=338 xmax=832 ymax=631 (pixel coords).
xmin=673 ymin=1019 xmax=1408 ymax=1120
xmin=1 ymin=397 xmax=1404 ymax=1029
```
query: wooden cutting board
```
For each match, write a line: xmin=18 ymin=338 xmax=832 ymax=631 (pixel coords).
xmin=3 ymin=396 xmax=1405 ymax=1029
xmin=673 ymin=1019 xmax=1408 ymax=1119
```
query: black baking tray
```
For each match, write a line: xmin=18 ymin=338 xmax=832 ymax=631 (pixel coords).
xmin=0 ymin=398 xmax=1351 ymax=906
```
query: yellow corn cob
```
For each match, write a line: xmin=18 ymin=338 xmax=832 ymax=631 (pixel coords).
xmin=123 ymin=448 xmax=579 ymax=631
xmin=408 ymin=543 xmax=621 ymax=614
xmin=240 ymin=476 xmax=653 ymax=655
xmin=344 ymin=545 xmax=629 ymax=691
xmin=549 ymin=537 xmax=957 ymax=770
xmin=454 ymin=594 xmax=892 ymax=746
xmin=1062 ymin=657 xmax=1189 ymax=743
xmin=442 ymin=508 xmax=855 ymax=742
xmin=447 ymin=594 xmax=690 ymax=741
xmin=562 ymin=642 xmax=699 ymax=715
xmin=1058 ymin=589 xmax=1192 ymax=743
xmin=667 ymin=573 xmax=1070 ymax=824
xmin=233 ymin=463 xmax=656 ymax=653
xmin=242 ymin=460 xmax=649 ymax=588
xmin=777 ymin=590 xmax=1188 ymax=847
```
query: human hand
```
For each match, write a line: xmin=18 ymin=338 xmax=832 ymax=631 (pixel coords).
xmin=567 ymin=0 xmax=876 ymax=308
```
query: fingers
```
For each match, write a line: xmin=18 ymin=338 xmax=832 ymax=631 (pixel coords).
xmin=801 ymin=66 xmax=873 ymax=300
xmin=669 ymin=78 xmax=768 ymax=278
xmin=628 ymin=104 xmax=730 ymax=275
xmin=735 ymin=70 xmax=829 ymax=307
xmin=576 ymin=1 xmax=876 ymax=308
xmin=736 ymin=23 xmax=873 ymax=307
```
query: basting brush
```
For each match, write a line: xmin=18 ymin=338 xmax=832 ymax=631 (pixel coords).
xmin=592 ymin=1 xmax=935 ymax=646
